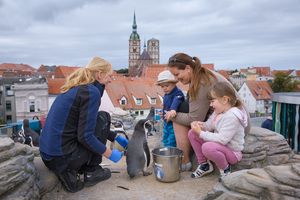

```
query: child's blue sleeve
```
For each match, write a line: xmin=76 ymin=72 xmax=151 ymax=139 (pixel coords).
xmin=170 ymin=90 xmax=185 ymax=111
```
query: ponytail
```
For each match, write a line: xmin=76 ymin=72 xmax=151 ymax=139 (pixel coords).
xmin=61 ymin=68 xmax=95 ymax=93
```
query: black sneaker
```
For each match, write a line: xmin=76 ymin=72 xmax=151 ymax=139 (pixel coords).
xmin=56 ymin=170 xmax=84 ymax=193
xmin=191 ymin=160 xmax=214 ymax=178
xmin=84 ymin=166 xmax=111 ymax=187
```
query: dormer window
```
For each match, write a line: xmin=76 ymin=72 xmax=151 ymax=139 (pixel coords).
xmin=136 ymin=98 xmax=142 ymax=105
xmin=121 ymin=99 xmax=126 ymax=105
xmin=119 ymin=96 xmax=127 ymax=106
xmin=150 ymin=98 xmax=156 ymax=104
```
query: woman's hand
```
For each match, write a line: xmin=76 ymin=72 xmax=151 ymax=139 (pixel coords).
xmin=103 ymin=148 xmax=123 ymax=163
xmin=165 ymin=110 xmax=177 ymax=122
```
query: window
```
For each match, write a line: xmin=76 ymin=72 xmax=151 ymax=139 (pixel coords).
xmin=29 ymin=100 xmax=35 ymax=112
xmin=140 ymin=110 xmax=144 ymax=115
xmin=136 ymin=98 xmax=142 ymax=105
xmin=135 ymin=111 xmax=139 ymax=115
xmin=5 ymin=101 xmax=12 ymax=111
xmin=150 ymin=98 xmax=156 ymax=104
xmin=5 ymin=86 xmax=13 ymax=96
xmin=6 ymin=115 xmax=12 ymax=123
xmin=121 ymin=99 xmax=126 ymax=105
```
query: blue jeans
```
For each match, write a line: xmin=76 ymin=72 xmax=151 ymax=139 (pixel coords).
xmin=162 ymin=121 xmax=176 ymax=147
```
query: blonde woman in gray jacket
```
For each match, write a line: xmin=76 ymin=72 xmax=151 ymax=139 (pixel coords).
xmin=167 ymin=52 xmax=250 ymax=171
xmin=188 ymin=82 xmax=248 ymax=180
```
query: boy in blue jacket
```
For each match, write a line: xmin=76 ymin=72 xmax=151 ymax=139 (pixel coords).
xmin=157 ymin=70 xmax=184 ymax=147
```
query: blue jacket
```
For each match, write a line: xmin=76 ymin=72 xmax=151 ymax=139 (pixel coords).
xmin=163 ymin=86 xmax=184 ymax=122
xmin=40 ymin=81 xmax=108 ymax=157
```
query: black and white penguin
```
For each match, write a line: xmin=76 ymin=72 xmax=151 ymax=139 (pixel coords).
xmin=23 ymin=119 xmax=40 ymax=147
xmin=126 ymin=119 xmax=152 ymax=178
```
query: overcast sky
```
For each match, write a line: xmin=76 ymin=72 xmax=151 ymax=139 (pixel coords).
xmin=0 ymin=0 xmax=300 ymax=70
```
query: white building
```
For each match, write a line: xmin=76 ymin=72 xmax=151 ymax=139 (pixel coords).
xmin=13 ymin=78 xmax=48 ymax=121
xmin=238 ymin=81 xmax=273 ymax=115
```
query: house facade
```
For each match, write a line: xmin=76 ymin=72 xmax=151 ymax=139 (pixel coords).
xmin=238 ymin=81 xmax=272 ymax=115
xmin=13 ymin=78 xmax=48 ymax=121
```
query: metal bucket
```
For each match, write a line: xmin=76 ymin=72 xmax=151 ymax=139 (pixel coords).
xmin=152 ymin=147 xmax=183 ymax=183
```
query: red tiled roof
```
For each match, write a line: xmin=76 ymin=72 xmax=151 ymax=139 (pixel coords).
xmin=246 ymin=81 xmax=272 ymax=100
xmin=0 ymin=63 xmax=36 ymax=72
xmin=47 ymin=78 xmax=66 ymax=95
xmin=217 ymin=70 xmax=230 ymax=80
xmin=142 ymin=64 xmax=168 ymax=79
xmin=202 ymin=64 xmax=215 ymax=71
xmin=106 ymin=76 xmax=165 ymax=110
xmin=295 ymin=70 xmax=300 ymax=77
xmin=54 ymin=66 xmax=81 ymax=78
xmin=250 ymin=66 xmax=271 ymax=76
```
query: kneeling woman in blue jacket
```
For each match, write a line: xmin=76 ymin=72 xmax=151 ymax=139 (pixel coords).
xmin=39 ymin=56 xmax=128 ymax=192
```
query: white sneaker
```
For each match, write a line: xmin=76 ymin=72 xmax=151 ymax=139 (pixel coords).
xmin=218 ymin=165 xmax=231 ymax=181
xmin=180 ymin=162 xmax=192 ymax=172
xmin=191 ymin=160 xmax=214 ymax=178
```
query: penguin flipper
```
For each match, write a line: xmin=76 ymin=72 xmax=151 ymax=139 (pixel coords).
xmin=143 ymin=140 xmax=151 ymax=167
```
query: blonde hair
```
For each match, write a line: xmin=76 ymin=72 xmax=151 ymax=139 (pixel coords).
xmin=208 ymin=82 xmax=242 ymax=107
xmin=61 ymin=56 xmax=112 ymax=93
xmin=168 ymin=53 xmax=216 ymax=101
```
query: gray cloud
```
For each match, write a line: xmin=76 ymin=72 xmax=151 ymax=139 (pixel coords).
xmin=0 ymin=0 xmax=299 ymax=69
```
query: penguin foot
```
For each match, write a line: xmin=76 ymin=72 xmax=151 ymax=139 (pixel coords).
xmin=142 ymin=170 xmax=152 ymax=176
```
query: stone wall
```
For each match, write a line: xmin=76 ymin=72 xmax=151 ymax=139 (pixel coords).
xmin=0 ymin=137 xmax=40 ymax=200
xmin=235 ymin=127 xmax=300 ymax=170
xmin=203 ymin=127 xmax=300 ymax=200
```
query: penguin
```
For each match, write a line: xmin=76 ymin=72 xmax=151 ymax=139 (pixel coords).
xmin=23 ymin=119 xmax=40 ymax=147
xmin=146 ymin=107 xmax=155 ymax=136
xmin=126 ymin=119 xmax=152 ymax=178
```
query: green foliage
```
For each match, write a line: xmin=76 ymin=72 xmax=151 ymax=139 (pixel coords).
xmin=230 ymin=69 xmax=239 ymax=75
xmin=271 ymin=72 xmax=299 ymax=92
xmin=115 ymin=68 xmax=128 ymax=74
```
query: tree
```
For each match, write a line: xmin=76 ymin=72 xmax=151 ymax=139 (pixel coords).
xmin=115 ymin=68 xmax=128 ymax=74
xmin=271 ymin=72 xmax=299 ymax=92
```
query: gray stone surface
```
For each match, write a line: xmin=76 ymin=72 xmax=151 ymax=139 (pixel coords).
xmin=41 ymin=131 xmax=219 ymax=200
xmin=34 ymin=157 xmax=59 ymax=197
xmin=235 ymin=127 xmax=300 ymax=170
xmin=203 ymin=163 xmax=300 ymax=200
xmin=204 ymin=127 xmax=300 ymax=200
xmin=0 ymin=137 xmax=40 ymax=200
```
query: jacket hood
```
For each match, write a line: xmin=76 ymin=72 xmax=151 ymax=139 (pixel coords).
xmin=228 ymin=107 xmax=248 ymax=128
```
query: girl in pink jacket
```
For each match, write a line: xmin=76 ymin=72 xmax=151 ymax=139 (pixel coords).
xmin=188 ymin=82 xmax=248 ymax=180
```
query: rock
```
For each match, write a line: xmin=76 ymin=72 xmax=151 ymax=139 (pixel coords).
xmin=204 ymin=127 xmax=300 ymax=200
xmin=34 ymin=157 xmax=59 ymax=197
xmin=0 ymin=137 xmax=40 ymax=200
xmin=204 ymin=163 xmax=300 ymax=200
xmin=234 ymin=127 xmax=298 ymax=170
xmin=111 ymin=110 xmax=135 ymax=130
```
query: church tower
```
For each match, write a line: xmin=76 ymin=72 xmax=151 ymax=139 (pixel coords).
xmin=128 ymin=12 xmax=140 ymax=70
xmin=147 ymin=38 xmax=159 ymax=64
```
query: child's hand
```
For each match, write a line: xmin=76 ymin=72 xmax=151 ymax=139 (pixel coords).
xmin=165 ymin=110 xmax=176 ymax=122
xmin=191 ymin=121 xmax=202 ymax=135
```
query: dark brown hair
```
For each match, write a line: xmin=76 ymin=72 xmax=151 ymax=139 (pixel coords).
xmin=168 ymin=52 xmax=216 ymax=101
xmin=208 ymin=82 xmax=242 ymax=107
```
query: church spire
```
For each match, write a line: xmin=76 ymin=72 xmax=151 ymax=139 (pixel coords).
xmin=132 ymin=11 xmax=137 ymax=31
xmin=129 ymin=11 xmax=140 ymax=40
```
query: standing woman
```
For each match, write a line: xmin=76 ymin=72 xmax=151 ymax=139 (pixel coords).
xmin=39 ymin=56 xmax=128 ymax=192
xmin=167 ymin=53 xmax=250 ymax=171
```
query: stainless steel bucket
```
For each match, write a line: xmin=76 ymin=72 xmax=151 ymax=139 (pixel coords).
xmin=152 ymin=147 xmax=183 ymax=183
